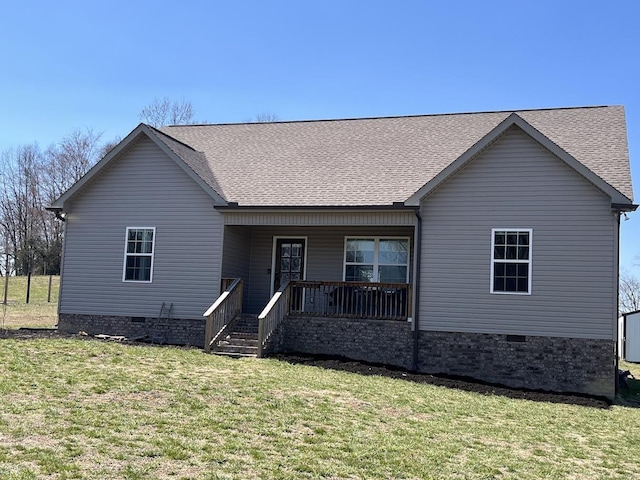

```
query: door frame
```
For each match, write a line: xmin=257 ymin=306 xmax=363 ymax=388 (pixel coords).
xmin=270 ymin=236 xmax=308 ymax=297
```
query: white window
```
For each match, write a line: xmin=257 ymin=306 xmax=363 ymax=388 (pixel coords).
xmin=491 ymin=229 xmax=532 ymax=294
xmin=344 ymin=237 xmax=409 ymax=283
xmin=123 ymin=227 xmax=156 ymax=282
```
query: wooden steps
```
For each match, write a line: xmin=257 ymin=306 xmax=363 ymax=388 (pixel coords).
xmin=211 ymin=315 xmax=259 ymax=357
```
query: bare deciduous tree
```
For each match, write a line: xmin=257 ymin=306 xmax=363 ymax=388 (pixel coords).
xmin=44 ymin=129 xmax=103 ymax=200
xmin=38 ymin=129 xmax=104 ymax=273
xmin=99 ymin=136 xmax=122 ymax=159
xmin=0 ymin=129 xmax=105 ymax=276
xmin=139 ymin=97 xmax=195 ymax=127
xmin=620 ymin=271 xmax=640 ymax=314
xmin=0 ymin=144 xmax=46 ymax=275
xmin=245 ymin=112 xmax=279 ymax=123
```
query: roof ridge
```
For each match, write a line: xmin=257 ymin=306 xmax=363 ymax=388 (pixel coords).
xmin=163 ymin=105 xmax=619 ymax=128
xmin=149 ymin=125 xmax=201 ymax=152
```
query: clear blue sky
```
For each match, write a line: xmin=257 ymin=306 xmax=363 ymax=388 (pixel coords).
xmin=1 ymin=0 xmax=638 ymax=274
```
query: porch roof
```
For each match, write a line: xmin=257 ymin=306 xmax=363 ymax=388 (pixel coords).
xmin=157 ymin=106 xmax=633 ymax=207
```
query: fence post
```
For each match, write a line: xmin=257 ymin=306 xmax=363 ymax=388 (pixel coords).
xmin=47 ymin=275 xmax=53 ymax=303
xmin=2 ymin=270 xmax=8 ymax=306
xmin=25 ymin=272 xmax=32 ymax=304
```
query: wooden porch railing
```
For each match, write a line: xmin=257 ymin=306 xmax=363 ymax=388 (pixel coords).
xmin=257 ymin=280 xmax=291 ymax=357
xmin=289 ymin=280 xmax=412 ymax=320
xmin=220 ymin=277 xmax=236 ymax=294
xmin=203 ymin=278 xmax=243 ymax=353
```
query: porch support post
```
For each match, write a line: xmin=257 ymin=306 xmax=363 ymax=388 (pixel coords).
xmin=412 ymin=208 xmax=422 ymax=371
xmin=204 ymin=314 xmax=213 ymax=353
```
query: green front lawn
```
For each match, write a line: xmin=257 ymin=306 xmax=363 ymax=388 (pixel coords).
xmin=0 ymin=276 xmax=59 ymax=329
xmin=1 ymin=337 xmax=640 ymax=479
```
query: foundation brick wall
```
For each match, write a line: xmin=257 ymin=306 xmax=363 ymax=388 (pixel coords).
xmin=274 ymin=315 xmax=413 ymax=369
xmin=58 ymin=313 xmax=206 ymax=347
xmin=269 ymin=317 xmax=615 ymax=399
xmin=59 ymin=312 xmax=616 ymax=399
xmin=416 ymin=331 xmax=616 ymax=399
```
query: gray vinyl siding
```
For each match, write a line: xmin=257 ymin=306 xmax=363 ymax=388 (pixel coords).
xmin=243 ymin=226 xmax=414 ymax=314
xmin=60 ymin=136 xmax=223 ymax=319
xmin=420 ymin=126 xmax=617 ymax=340
xmin=221 ymin=226 xmax=252 ymax=304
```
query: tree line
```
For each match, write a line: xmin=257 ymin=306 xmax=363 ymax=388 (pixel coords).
xmin=0 ymin=99 xmax=279 ymax=277
xmin=0 ymin=129 xmax=112 ymax=276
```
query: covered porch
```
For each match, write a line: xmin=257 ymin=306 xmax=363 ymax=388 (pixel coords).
xmin=220 ymin=223 xmax=417 ymax=315
xmin=204 ymin=278 xmax=414 ymax=365
xmin=205 ymin=210 xmax=419 ymax=358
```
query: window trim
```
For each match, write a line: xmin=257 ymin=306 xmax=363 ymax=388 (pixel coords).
xmin=122 ymin=227 xmax=156 ymax=283
xmin=343 ymin=236 xmax=410 ymax=283
xmin=490 ymin=228 xmax=532 ymax=295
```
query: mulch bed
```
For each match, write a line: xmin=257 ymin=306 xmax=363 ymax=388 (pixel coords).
xmin=271 ymin=353 xmax=614 ymax=409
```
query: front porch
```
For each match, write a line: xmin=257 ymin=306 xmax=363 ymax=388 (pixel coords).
xmin=208 ymin=214 xmax=418 ymax=359
xmin=220 ymin=221 xmax=417 ymax=315
xmin=203 ymin=279 xmax=413 ymax=362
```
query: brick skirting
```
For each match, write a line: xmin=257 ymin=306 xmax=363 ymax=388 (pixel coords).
xmin=58 ymin=313 xmax=205 ymax=348
xmin=269 ymin=316 xmax=616 ymax=399
xmin=416 ymin=331 xmax=616 ymax=399
xmin=277 ymin=315 xmax=413 ymax=369
xmin=59 ymin=312 xmax=616 ymax=399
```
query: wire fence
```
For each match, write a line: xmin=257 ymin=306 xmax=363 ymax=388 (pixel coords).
xmin=1 ymin=275 xmax=60 ymax=330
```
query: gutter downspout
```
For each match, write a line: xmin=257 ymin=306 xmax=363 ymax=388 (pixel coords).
xmin=412 ymin=209 xmax=422 ymax=371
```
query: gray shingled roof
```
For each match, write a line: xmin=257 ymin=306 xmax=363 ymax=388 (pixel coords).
xmin=159 ymin=106 xmax=633 ymax=206
xmin=146 ymin=126 xmax=225 ymax=199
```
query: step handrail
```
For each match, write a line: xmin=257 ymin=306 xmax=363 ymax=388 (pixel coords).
xmin=203 ymin=278 xmax=243 ymax=352
xmin=257 ymin=280 xmax=291 ymax=357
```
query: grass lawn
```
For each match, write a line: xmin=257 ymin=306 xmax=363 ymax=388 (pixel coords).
xmin=1 ymin=337 xmax=640 ymax=479
xmin=619 ymin=360 xmax=640 ymax=404
xmin=1 ymin=276 xmax=59 ymax=329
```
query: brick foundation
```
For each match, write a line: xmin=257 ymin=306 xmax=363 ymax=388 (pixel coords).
xmin=58 ymin=313 xmax=205 ymax=347
xmin=59 ymin=312 xmax=616 ymax=399
xmin=275 ymin=315 xmax=413 ymax=369
xmin=269 ymin=316 xmax=615 ymax=399
xmin=416 ymin=331 xmax=616 ymax=399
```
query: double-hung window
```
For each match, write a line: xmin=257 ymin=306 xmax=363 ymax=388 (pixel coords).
xmin=123 ymin=227 xmax=155 ymax=282
xmin=344 ymin=237 xmax=409 ymax=283
xmin=491 ymin=229 xmax=532 ymax=294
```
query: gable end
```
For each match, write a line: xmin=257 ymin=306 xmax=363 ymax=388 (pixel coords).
xmin=405 ymin=114 xmax=633 ymax=208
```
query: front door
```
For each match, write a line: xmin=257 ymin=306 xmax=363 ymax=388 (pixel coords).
xmin=274 ymin=238 xmax=306 ymax=292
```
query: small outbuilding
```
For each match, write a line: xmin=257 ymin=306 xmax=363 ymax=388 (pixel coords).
xmin=619 ymin=310 xmax=640 ymax=362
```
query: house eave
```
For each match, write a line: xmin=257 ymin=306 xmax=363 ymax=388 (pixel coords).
xmin=612 ymin=203 xmax=638 ymax=212
xmin=215 ymin=203 xmax=416 ymax=212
